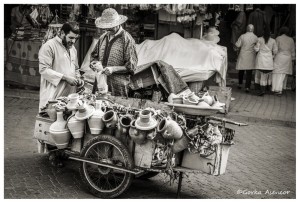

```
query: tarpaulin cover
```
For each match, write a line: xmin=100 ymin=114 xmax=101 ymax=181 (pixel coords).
xmin=136 ymin=33 xmax=228 ymax=86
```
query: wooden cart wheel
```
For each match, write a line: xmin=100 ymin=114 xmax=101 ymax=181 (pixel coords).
xmin=80 ymin=134 xmax=134 ymax=198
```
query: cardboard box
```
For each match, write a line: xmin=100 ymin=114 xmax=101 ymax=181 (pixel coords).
xmin=130 ymin=68 xmax=156 ymax=90
xmin=134 ymin=140 xmax=156 ymax=168
xmin=33 ymin=115 xmax=55 ymax=145
xmin=181 ymin=144 xmax=232 ymax=175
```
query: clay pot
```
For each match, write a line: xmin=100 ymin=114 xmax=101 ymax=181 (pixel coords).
xmin=67 ymin=93 xmax=80 ymax=110
xmin=67 ymin=111 xmax=85 ymax=139
xmin=102 ymin=110 xmax=118 ymax=128
xmin=115 ymin=115 xmax=132 ymax=144
xmin=46 ymin=101 xmax=58 ymax=121
xmin=129 ymin=120 xmax=147 ymax=145
xmin=88 ymin=100 xmax=105 ymax=134
xmin=75 ymin=101 xmax=95 ymax=120
xmin=171 ymin=126 xmax=198 ymax=153
xmin=197 ymin=101 xmax=211 ymax=108
xmin=49 ymin=111 xmax=71 ymax=149
xmin=157 ymin=117 xmax=183 ymax=140
xmin=135 ymin=109 xmax=157 ymax=131
xmin=202 ymin=92 xmax=213 ymax=106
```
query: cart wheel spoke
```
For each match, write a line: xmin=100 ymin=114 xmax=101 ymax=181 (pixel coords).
xmin=80 ymin=135 xmax=134 ymax=198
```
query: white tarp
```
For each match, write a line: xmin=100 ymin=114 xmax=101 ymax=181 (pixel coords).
xmin=136 ymin=33 xmax=228 ymax=86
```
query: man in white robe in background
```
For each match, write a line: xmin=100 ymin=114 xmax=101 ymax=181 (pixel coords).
xmin=235 ymin=24 xmax=258 ymax=93
xmin=38 ymin=22 xmax=83 ymax=111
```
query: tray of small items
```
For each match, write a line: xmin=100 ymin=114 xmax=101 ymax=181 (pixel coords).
xmin=165 ymin=91 xmax=224 ymax=116
xmin=165 ymin=103 xmax=223 ymax=116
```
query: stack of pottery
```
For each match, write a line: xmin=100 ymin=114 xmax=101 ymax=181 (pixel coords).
xmin=131 ymin=109 xmax=158 ymax=144
xmin=75 ymin=101 xmax=95 ymax=121
xmin=49 ymin=111 xmax=71 ymax=149
xmin=157 ymin=117 xmax=183 ymax=140
xmin=88 ymin=100 xmax=106 ymax=134
xmin=135 ymin=109 xmax=158 ymax=131
xmin=66 ymin=93 xmax=81 ymax=111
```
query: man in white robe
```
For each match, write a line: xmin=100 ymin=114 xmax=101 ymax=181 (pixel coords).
xmin=235 ymin=24 xmax=258 ymax=92
xmin=39 ymin=22 xmax=83 ymax=111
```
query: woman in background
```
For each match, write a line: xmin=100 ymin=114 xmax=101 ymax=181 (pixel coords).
xmin=272 ymin=27 xmax=296 ymax=96
xmin=254 ymin=26 xmax=278 ymax=96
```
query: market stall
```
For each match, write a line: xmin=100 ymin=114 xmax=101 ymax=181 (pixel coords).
xmin=4 ymin=4 xmax=55 ymax=88
xmin=5 ymin=30 xmax=45 ymax=88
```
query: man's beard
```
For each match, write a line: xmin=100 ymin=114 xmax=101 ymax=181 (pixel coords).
xmin=62 ymin=36 xmax=73 ymax=49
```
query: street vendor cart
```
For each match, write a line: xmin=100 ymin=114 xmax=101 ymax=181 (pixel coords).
xmin=34 ymin=89 xmax=246 ymax=198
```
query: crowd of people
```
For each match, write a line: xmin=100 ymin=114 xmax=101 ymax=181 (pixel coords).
xmin=232 ymin=5 xmax=296 ymax=96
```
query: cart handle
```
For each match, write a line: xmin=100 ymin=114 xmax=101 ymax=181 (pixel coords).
xmin=208 ymin=116 xmax=248 ymax=126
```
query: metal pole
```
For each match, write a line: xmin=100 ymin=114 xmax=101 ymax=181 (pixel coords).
xmin=68 ymin=156 xmax=143 ymax=175
xmin=176 ymin=172 xmax=183 ymax=198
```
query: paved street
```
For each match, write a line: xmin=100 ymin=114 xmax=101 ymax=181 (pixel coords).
xmin=4 ymin=97 xmax=296 ymax=199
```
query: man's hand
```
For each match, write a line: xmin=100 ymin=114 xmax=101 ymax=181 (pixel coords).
xmin=76 ymin=79 xmax=84 ymax=88
xmin=103 ymin=67 xmax=114 ymax=75
xmin=62 ymin=75 xmax=78 ymax=86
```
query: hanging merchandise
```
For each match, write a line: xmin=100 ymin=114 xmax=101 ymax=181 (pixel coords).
xmin=158 ymin=9 xmax=177 ymax=24
xmin=42 ymin=10 xmax=62 ymax=44
xmin=245 ymin=4 xmax=254 ymax=11
xmin=228 ymin=4 xmax=235 ymax=10
xmin=37 ymin=5 xmax=53 ymax=26
xmin=195 ymin=13 xmax=206 ymax=25
xmin=139 ymin=4 xmax=151 ymax=10
xmin=87 ymin=4 xmax=96 ymax=19
xmin=176 ymin=9 xmax=197 ymax=24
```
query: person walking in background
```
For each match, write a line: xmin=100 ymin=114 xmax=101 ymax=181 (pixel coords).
xmin=272 ymin=27 xmax=296 ymax=96
xmin=254 ymin=26 xmax=278 ymax=96
xmin=235 ymin=24 xmax=258 ymax=92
